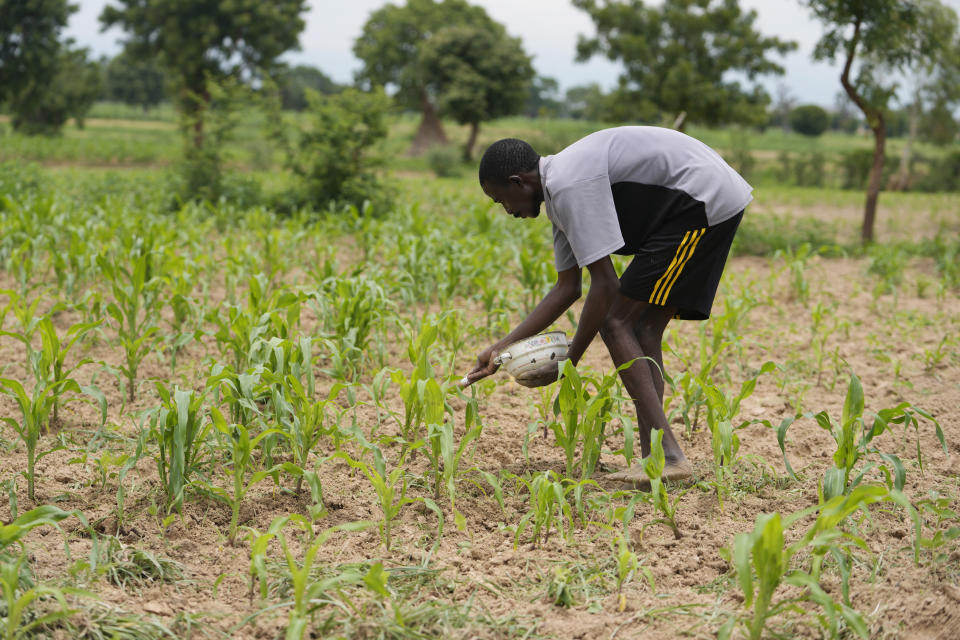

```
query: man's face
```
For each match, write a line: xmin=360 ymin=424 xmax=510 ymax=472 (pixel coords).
xmin=481 ymin=177 xmax=541 ymax=219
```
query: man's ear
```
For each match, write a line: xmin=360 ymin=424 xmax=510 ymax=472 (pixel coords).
xmin=508 ymin=174 xmax=524 ymax=188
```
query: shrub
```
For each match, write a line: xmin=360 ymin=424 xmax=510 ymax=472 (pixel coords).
xmin=279 ymin=87 xmax=394 ymax=214
xmin=794 ymin=152 xmax=826 ymax=187
xmin=726 ymin=129 xmax=756 ymax=182
xmin=790 ymin=105 xmax=829 ymax=137
xmin=915 ymin=150 xmax=960 ymax=192
xmin=840 ymin=149 xmax=897 ymax=190
xmin=427 ymin=146 xmax=463 ymax=178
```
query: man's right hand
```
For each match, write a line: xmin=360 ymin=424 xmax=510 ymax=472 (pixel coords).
xmin=463 ymin=343 xmax=501 ymax=386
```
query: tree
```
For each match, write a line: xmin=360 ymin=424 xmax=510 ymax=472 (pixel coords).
xmin=790 ymin=105 xmax=829 ymax=137
xmin=419 ymin=25 xmax=533 ymax=160
xmin=918 ymin=26 xmax=960 ymax=145
xmin=353 ymin=0 xmax=503 ymax=155
xmin=771 ymin=82 xmax=797 ymax=132
xmin=564 ymin=83 xmax=608 ymax=120
xmin=0 ymin=0 xmax=96 ymax=134
xmin=919 ymin=97 xmax=959 ymax=145
xmin=573 ymin=0 xmax=797 ymax=130
xmin=0 ymin=0 xmax=75 ymax=100
xmin=102 ymin=51 xmax=167 ymax=110
xmin=526 ymin=75 xmax=562 ymax=118
xmin=8 ymin=45 xmax=101 ymax=134
xmin=804 ymin=0 xmax=959 ymax=242
xmin=277 ymin=65 xmax=340 ymax=111
xmin=100 ymin=0 xmax=308 ymax=148
xmin=831 ymin=90 xmax=860 ymax=133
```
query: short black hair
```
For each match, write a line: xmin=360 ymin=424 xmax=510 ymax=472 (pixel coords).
xmin=478 ymin=138 xmax=539 ymax=185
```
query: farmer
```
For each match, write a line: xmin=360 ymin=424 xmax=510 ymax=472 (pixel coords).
xmin=464 ymin=126 xmax=752 ymax=485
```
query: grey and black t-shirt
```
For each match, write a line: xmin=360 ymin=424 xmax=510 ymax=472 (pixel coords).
xmin=539 ymin=126 xmax=753 ymax=271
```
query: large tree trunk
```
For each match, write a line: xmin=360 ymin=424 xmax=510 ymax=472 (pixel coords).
xmin=408 ymin=88 xmax=447 ymax=156
xmin=839 ymin=18 xmax=883 ymax=244
xmin=462 ymin=121 xmax=480 ymax=161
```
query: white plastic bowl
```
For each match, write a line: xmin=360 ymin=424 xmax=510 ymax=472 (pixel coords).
xmin=494 ymin=331 xmax=569 ymax=377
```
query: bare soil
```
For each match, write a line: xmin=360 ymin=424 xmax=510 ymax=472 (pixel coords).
xmin=1 ymin=247 xmax=958 ymax=639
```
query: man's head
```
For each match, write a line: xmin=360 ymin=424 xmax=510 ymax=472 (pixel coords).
xmin=478 ymin=138 xmax=543 ymax=218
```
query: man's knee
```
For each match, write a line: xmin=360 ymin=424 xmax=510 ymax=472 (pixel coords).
xmin=633 ymin=319 xmax=663 ymax=351
xmin=599 ymin=314 xmax=631 ymax=344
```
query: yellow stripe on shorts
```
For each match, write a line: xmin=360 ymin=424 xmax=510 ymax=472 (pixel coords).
xmin=649 ymin=228 xmax=706 ymax=305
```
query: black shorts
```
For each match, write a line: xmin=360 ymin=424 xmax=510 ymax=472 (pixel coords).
xmin=617 ymin=209 xmax=743 ymax=320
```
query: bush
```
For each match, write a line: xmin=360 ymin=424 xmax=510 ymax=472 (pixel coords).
xmin=733 ymin=213 xmax=844 ymax=256
xmin=840 ymin=149 xmax=897 ymax=190
xmin=278 ymin=87 xmax=394 ymax=213
xmin=725 ymin=129 xmax=756 ymax=182
xmin=427 ymin=145 xmax=463 ymax=178
xmin=794 ymin=152 xmax=826 ymax=187
xmin=914 ymin=150 xmax=960 ymax=192
xmin=775 ymin=151 xmax=826 ymax=187
xmin=789 ymin=105 xmax=829 ymax=137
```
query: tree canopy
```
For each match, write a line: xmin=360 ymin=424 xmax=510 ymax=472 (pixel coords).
xmin=0 ymin=0 xmax=99 ymax=134
xmin=353 ymin=0 xmax=506 ymax=153
xmin=277 ymin=65 xmax=340 ymax=111
xmin=419 ymin=24 xmax=533 ymax=159
xmin=0 ymin=0 xmax=75 ymax=101
xmin=101 ymin=0 xmax=308 ymax=145
xmin=573 ymin=0 xmax=797 ymax=129
xmin=102 ymin=51 xmax=167 ymax=110
xmin=789 ymin=104 xmax=829 ymax=137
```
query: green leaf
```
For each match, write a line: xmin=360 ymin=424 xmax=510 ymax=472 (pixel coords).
xmin=841 ymin=373 xmax=864 ymax=430
xmin=363 ymin=561 xmax=390 ymax=598
xmin=823 ymin=466 xmax=846 ymax=501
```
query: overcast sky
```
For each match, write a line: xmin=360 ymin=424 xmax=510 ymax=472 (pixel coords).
xmin=69 ymin=0 xmax=960 ymax=108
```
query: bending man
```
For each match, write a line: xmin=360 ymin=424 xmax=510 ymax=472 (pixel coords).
xmin=465 ymin=126 xmax=752 ymax=484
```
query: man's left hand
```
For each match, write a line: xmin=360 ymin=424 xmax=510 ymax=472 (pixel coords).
xmin=515 ymin=361 xmax=562 ymax=388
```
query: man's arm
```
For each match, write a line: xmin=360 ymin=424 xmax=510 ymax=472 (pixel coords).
xmin=512 ymin=255 xmax=619 ymax=388
xmin=565 ymin=255 xmax=619 ymax=365
xmin=466 ymin=265 xmax=582 ymax=384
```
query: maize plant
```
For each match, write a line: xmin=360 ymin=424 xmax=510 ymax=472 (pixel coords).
xmin=639 ymin=429 xmax=687 ymax=540
xmin=97 ymin=248 xmax=162 ymax=402
xmin=1 ymin=316 xmax=100 ymax=425
xmin=778 ymin=372 xmax=944 ymax=500
xmin=152 ymin=383 xmax=211 ymax=510
xmin=207 ymin=408 xmax=285 ymax=544
xmin=0 ymin=375 xmax=85 ymax=501
xmin=550 ymin=360 xmax=623 ymax=480
xmin=728 ymin=487 xmax=894 ymax=640
xmin=702 ymin=361 xmax=775 ymax=505
xmin=282 ymin=375 xmax=346 ymax=491
xmin=337 ymin=446 xmax=442 ymax=551
xmin=512 ymin=470 xmax=595 ymax=548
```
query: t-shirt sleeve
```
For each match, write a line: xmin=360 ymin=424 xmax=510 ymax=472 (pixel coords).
xmin=552 ymin=223 xmax=578 ymax=272
xmin=551 ymin=175 xmax=624 ymax=267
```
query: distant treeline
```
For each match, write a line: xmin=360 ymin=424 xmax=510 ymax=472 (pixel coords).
xmin=91 ymin=52 xmax=952 ymax=147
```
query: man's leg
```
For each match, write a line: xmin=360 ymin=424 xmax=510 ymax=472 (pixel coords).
xmin=599 ymin=295 xmax=690 ymax=480
xmin=633 ymin=308 xmax=671 ymax=403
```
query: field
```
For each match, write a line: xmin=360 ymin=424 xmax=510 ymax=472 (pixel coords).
xmin=0 ymin=113 xmax=958 ymax=639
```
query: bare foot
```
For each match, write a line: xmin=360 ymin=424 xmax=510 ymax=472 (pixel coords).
xmin=604 ymin=459 xmax=694 ymax=490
